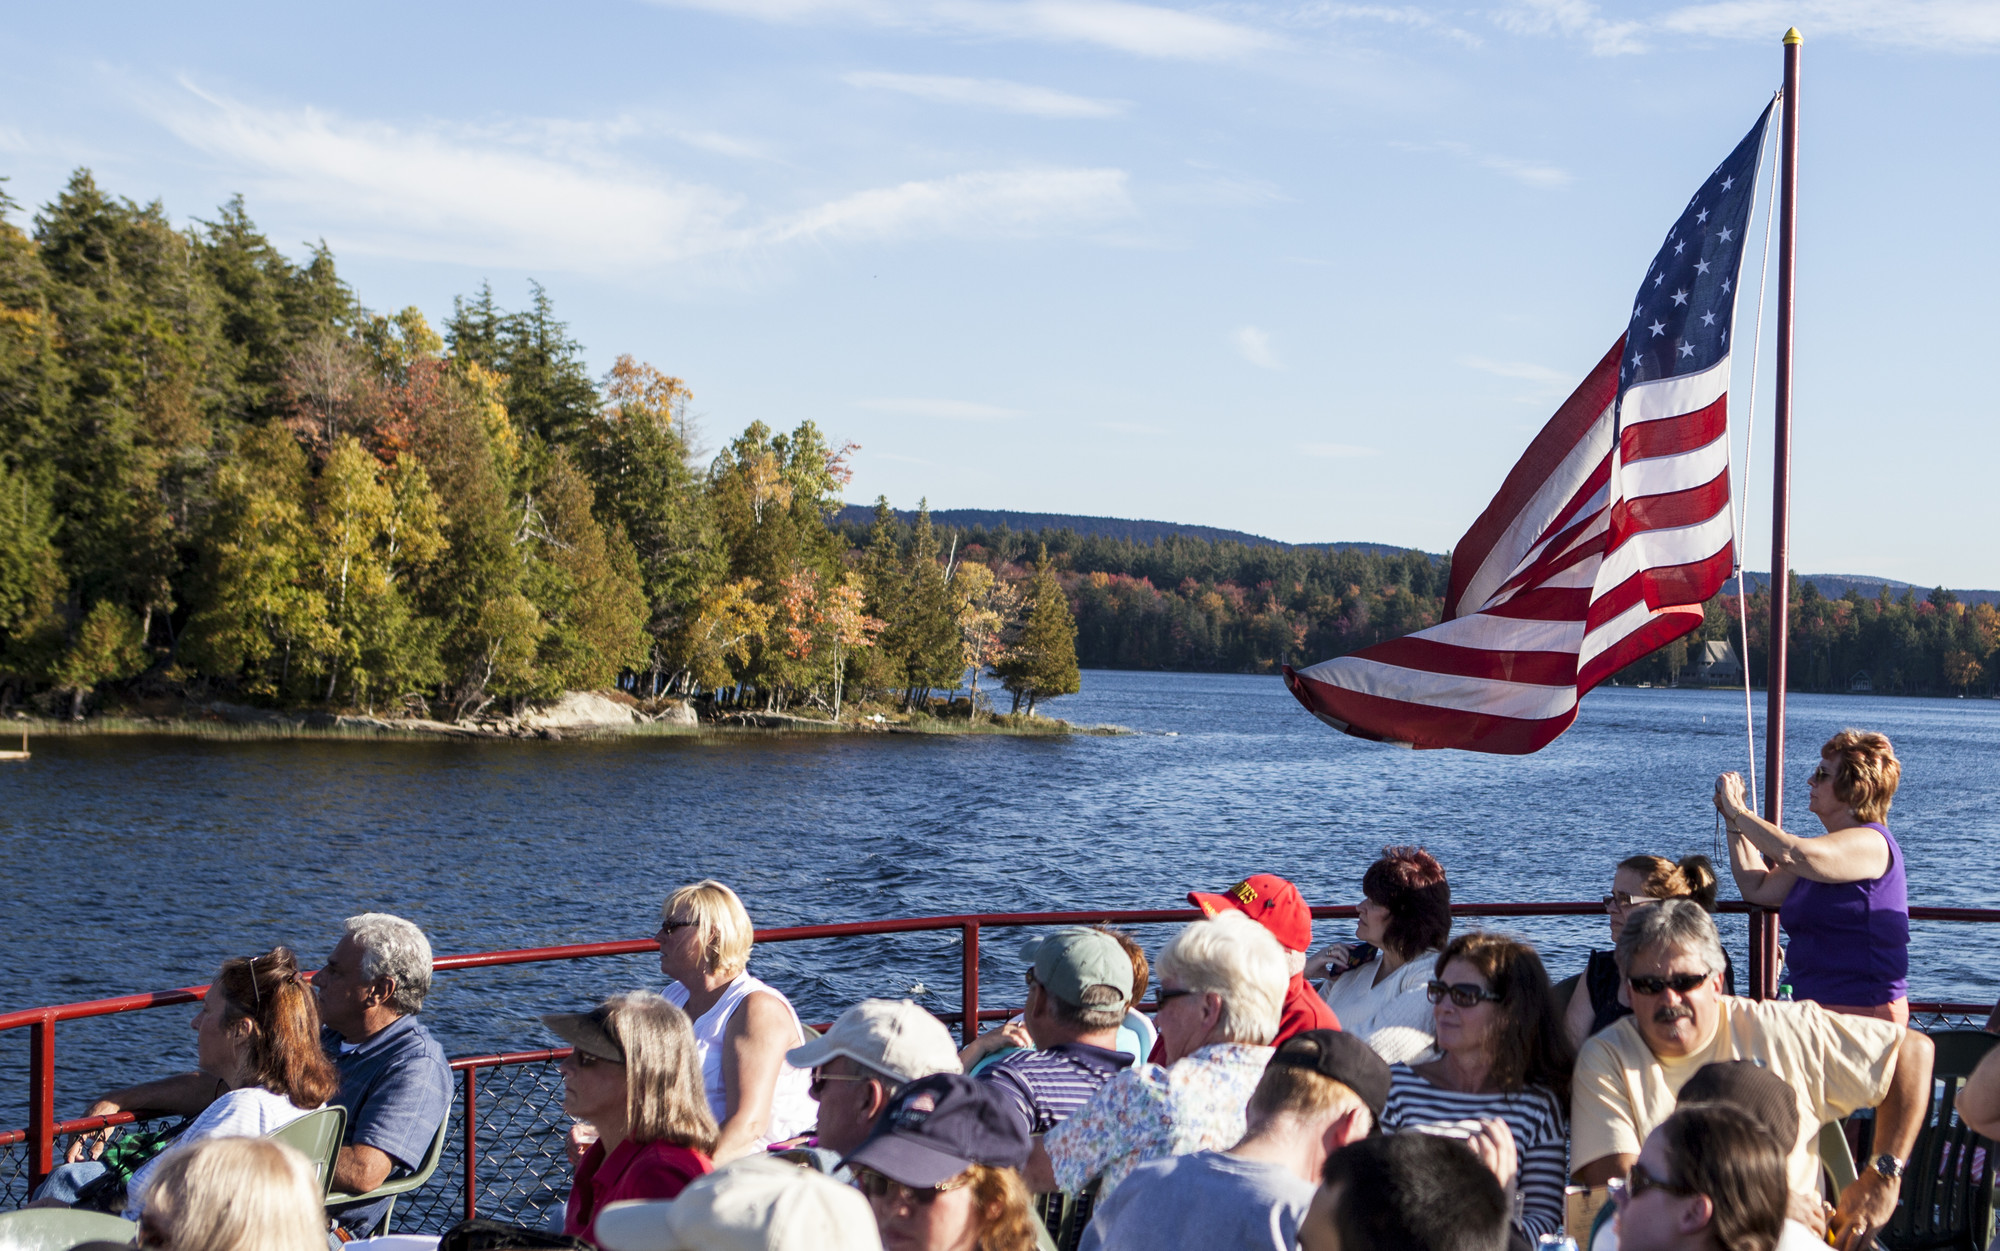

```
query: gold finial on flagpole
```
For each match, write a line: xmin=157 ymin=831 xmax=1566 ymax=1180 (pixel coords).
xmin=1782 ymin=27 xmax=1802 ymax=44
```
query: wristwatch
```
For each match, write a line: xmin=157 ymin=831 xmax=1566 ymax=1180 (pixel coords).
xmin=1870 ymin=1154 xmax=1907 ymax=1180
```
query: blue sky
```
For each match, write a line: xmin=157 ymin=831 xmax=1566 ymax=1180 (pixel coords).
xmin=4 ymin=2 xmax=1995 ymax=586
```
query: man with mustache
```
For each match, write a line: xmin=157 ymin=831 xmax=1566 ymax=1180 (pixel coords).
xmin=1570 ymin=899 xmax=1933 ymax=1251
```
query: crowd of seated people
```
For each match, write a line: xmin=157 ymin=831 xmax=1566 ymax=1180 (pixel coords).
xmin=13 ymin=799 xmax=1977 ymax=1251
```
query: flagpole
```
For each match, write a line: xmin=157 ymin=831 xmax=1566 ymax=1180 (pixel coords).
xmin=1753 ymin=27 xmax=1802 ymax=1001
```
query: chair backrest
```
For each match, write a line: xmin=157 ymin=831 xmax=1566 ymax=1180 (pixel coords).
xmin=1820 ymin=1118 xmax=1859 ymax=1195
xmin=1880 ymin=1029 xmax=2000 ymax=1251
xmin=268 ymin=1105 xmax=348 ymax=1199
xmin=325 ymin=1104 xmax=453 ymax=1235
xmin=0 ymin=1208 xmax=140 ymax=1251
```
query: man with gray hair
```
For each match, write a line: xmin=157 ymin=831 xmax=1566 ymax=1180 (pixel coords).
xmin=1571 ymin=898 xmax=1933 ymax=1250
xmin=1039 ymin=911 xmax=1290 ymax=1197
xmin=783 ymin=998 xmax=963 ymax=1158
xmin=973 ymin=929 xmax=1136 ymax=1137
xmin=313 ymin=912 xmax=452 ymax=1237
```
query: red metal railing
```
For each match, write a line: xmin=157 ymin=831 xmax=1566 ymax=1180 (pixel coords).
xmin=5 ymin=901 xmax=1995 ymax=1213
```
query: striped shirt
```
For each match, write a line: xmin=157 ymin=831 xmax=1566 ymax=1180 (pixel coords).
xmin=1380 ymin=1063 xmax=1569 ymax=1242
xmin=982 ymin=1042 xmax=1132 ymax=1135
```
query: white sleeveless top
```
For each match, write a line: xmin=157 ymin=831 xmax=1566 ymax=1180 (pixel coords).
xmin=664 ymin=973 xmax=817 ymax=1149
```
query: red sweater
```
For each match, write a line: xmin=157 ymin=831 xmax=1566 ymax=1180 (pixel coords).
xmin=565 ymin=1137 xmax=711 ymax=1243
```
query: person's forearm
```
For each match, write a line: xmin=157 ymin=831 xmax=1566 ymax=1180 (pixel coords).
xmin=94 ymin=1072 xmax=227 ymax=1119
xmin=332 ymin=1142 xmax=396 ymax=1194
xmin=711 ymin=1109 xmax=769 ymax=1164
xmin=1955 ymin=1046 xmax=2000 ymax=1139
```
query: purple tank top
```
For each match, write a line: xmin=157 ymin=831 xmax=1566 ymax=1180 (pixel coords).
xmin=1779 ymin=822 xmax=1909 ymax=1006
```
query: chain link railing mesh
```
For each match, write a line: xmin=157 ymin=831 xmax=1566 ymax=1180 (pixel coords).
xmin=0 ymin=1061 xmax=578 ymax=1232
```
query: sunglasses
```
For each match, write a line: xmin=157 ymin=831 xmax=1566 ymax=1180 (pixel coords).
xmin=1602 ymin=892 xmax=1649 ymax=910
xmin=855 ymin=1166 xmax=974 ymax=1205
xmin=1607 ymin=1160 xmax=1693 ymax=1205
xmin=1809 ymin=764 xmax=1832 ymax=785
xmin=656 ymin=920 xmax=696 ymax=935
xmin=567 ymin=1049 xmax=624 ymax=1068
xmin=1426 ymin=981 xmax=1503 ymax=1008
xmin=1626 ymin=972 xmax=1711 ymax=996
xmin=1154 ymin=987 xmax=1197 ymax=1007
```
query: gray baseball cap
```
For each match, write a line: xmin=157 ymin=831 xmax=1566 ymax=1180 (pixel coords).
xmin=1018 ymin=928 xmax=1133 ymax=1007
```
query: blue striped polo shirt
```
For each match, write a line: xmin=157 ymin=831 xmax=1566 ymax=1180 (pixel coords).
xmin=981 ymin=1042 xmax=1133 ymax=1135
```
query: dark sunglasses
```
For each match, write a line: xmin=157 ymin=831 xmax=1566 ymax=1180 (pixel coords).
xmin=656 ymin=920 xmax=696 ymax=935
xmin=1602 ymin=891 xmax=1649 ymax=910
xmin=855 ymin=1166 xmax=973 ymax=1204
xmin=1426 ymin=981 xmax=1503 ymax=1008
xmin=568 ymin=1049 xmax=624 ymax=1068
xmin=1626 ymin=972 xmax=1711 ymax=996
xmin=1154 ymin=987 xmax=1197 ymax=1007
xmin=1809 ymin=764 xmax=1832 ymax=784
xmin=1624 ymin=1160 xmax=1693 ymax=1201
xmin=808 ymin=1070 xmax=873 ymax=1099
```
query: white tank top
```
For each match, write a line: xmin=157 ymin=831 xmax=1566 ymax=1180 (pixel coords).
xmin=664 ymin=973 xmax=817 ymax=1149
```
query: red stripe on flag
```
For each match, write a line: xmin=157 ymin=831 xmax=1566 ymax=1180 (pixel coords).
xmin=1607 ymin=469 xmax=1732 ymax=547
xmin=1584 ymin=544 xmax=1735 ymax=632
xmin=1577 ymin=606 xmax=1706 ymax=693
xmin=1354 ymin=637 xmax=1580 ymax=686
xmin=1620 ymin=396 xmax=1727 ymax=464
xmin=1447 ymin=338 xmax=1623 ymax=618
xmin=1482 ymin=586 xmax=1592 ymax=621
xmin=1283 ymin=667 xmax=1576 ymax=755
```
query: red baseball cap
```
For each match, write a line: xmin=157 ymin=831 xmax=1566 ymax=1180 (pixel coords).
xmin=1188 ymin=874 xmax=1313 ymax=953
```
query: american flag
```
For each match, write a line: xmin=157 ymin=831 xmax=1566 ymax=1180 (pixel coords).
xmin=1284 ymin=104 xmax=1773 ymax=754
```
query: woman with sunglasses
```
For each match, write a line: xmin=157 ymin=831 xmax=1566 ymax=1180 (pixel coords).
xmin=657 ymin=879 xmax=818 ymax=1160
xmin=544 ymin=991 xmax=716 ymax=1244
xmin=1379 ymin=932 xmax=1575 ymax=1245
xmin=1715 ymin=728 xmax=1911 ymax=1024
xmin=843 ymin=1072 xmax=1039 ymax=1251
xmin=1564 ymin=854 xmax=1731 ymax=1048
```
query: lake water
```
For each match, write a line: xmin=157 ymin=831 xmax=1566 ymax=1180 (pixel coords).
xmin=3 ymin=672 xmax=1996 ymax=1128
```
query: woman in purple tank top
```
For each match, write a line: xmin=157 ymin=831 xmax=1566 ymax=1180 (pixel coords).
xmin=1713 ymin=729 xmax=1910 ymax=1025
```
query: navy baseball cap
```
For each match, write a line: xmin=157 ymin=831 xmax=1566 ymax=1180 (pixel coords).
xmin=841 ymin=1073 xmax=1031 ymax=1187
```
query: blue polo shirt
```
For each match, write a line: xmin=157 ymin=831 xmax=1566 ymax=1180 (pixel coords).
xmin=322 ymin=1016 xmax=452 ymax=1234
xmin=981 ymin=1042 xmax=1133 ymax=1136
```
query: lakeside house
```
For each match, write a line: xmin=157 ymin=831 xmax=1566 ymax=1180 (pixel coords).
xmin=1690 ymin=641 xmax=1744 ymax=684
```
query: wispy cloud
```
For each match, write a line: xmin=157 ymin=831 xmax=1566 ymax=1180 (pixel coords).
xmin=851 ymin=397 xmax=1023 ymax=419
xmin=1287 ymin=3 xmax=1484 ymax=47
xmin=649 ymin=0 xmax=1279 ymax=60
xmin=1495 ymin=0 xmax=2000 ymax=55
xmin=151 ymin=82 xmax=1133 ymax=272
xmin=843 ymin=71 xmax=1127 ymax=118
xmin=1300 ymin=441 xmax=1380 ymax=458
xmin=1233 ymin=325 xmax=1281 ymax=369
xmin=1460 ymin=355 xmax=1576 ymax=402
xmin=1394 ymin=140 xmax=1573 ymax=189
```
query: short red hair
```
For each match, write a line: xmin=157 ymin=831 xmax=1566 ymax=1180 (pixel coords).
xmin=1821 ymin=729 xmax=1900 ymax=823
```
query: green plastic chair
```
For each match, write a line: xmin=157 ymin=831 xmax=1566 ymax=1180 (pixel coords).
xmin=0 ymin=1208 xmax=139 ymax=1251
xmin=324 ymin=1108 xmax=452 ymax=1235
xmin=1819 ymin=1117 xmax=1859 ymax=1196
xmin=268 ymin=1106 xmax=348 ymax=1200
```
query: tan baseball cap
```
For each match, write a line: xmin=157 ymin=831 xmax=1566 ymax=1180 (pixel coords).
xmin=593 ymin=1156 xmax=882 ymax=1251
xmin=785 ymin=999 xmax=961 ymax=1083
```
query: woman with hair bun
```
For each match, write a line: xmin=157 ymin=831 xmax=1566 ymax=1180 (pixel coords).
xmin=1564 ymin=853 xmax=1733 ymax=1047
xmin=1716 ymin=727 xmax=1911 ymax=1024
xmin=1307 ymin=846 xmax=1452 ymax=1063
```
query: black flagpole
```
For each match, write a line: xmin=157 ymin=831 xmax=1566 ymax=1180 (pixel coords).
xmin=1753 ymin=28 xmax=1802 ymax=1001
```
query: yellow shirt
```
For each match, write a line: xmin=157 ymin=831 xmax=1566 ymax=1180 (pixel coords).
xmin=1571 ymin=996 xmax=1902 ymax=1193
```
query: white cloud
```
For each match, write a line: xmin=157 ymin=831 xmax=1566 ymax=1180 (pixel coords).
xmin=650 ymin=0 xmax=1278 ymax=60
xmin=1461 ymin=355 xmax=1577 ymax=402
xmin=1233 ymin=325 xmax=1281 ymax=369
xmin=1496 ymin=0 xmax=2000 ymax=55
xmin=1287 ymin=3 xmax=1484 ymax=47
xmin=150 ymin=83 xmax=1133 ymax=273
xmin=769 ymin=167 xmax=1132 ymax=244
xmin=1394 ymin=140 xmax=1573 ymax=189
xmin=843 ymin=71 xmax=1127 ymax=118
xmin=1300 ymin=441 xmax=1381 ymax=457
xmin=851 ymin=397 xmax=1024 ymax=419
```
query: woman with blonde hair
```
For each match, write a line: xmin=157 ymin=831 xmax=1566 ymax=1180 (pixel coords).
xmin=1716 ymin=727 xmax=1911 ymax=1023
xmin=137 ymin=1136 xmax=328 ymax=1251
xmin=656 ymin=879 xmax=816 ymax=1160
xmin=544 ymin=990 xmax=717 ymax=1243
xmin=846 ymin=1073 xmax=1039 ymax=1251
xmin=1564 ymin=853 xmax=1731 ymax=1046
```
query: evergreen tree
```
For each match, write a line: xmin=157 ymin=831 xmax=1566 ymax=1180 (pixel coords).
xmin=897 ymin=501 xmax=962 ymax=708
xmin=497 ymin=282 xmax=598 ymax=448
xmin=51 ymin=600 xmax=147 ymax=719
xmin=522 ymin=450 xmax=651 ymax=693
xmin=995 ymin=547 xmax=1081 ymax=716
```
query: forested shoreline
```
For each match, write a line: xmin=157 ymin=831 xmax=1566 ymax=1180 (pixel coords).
xmin=1 ymin=173 xmax=1991 ymax=728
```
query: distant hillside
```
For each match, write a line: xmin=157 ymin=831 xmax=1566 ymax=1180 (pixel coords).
xmin=830 ymin=506 xmax=1427 ymax=558
xmin=1726 ymin=572 xmax=2000 ymax=609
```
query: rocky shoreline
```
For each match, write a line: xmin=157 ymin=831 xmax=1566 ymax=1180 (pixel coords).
xmin=6 ymin=690 xmax=1121 ymax=741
